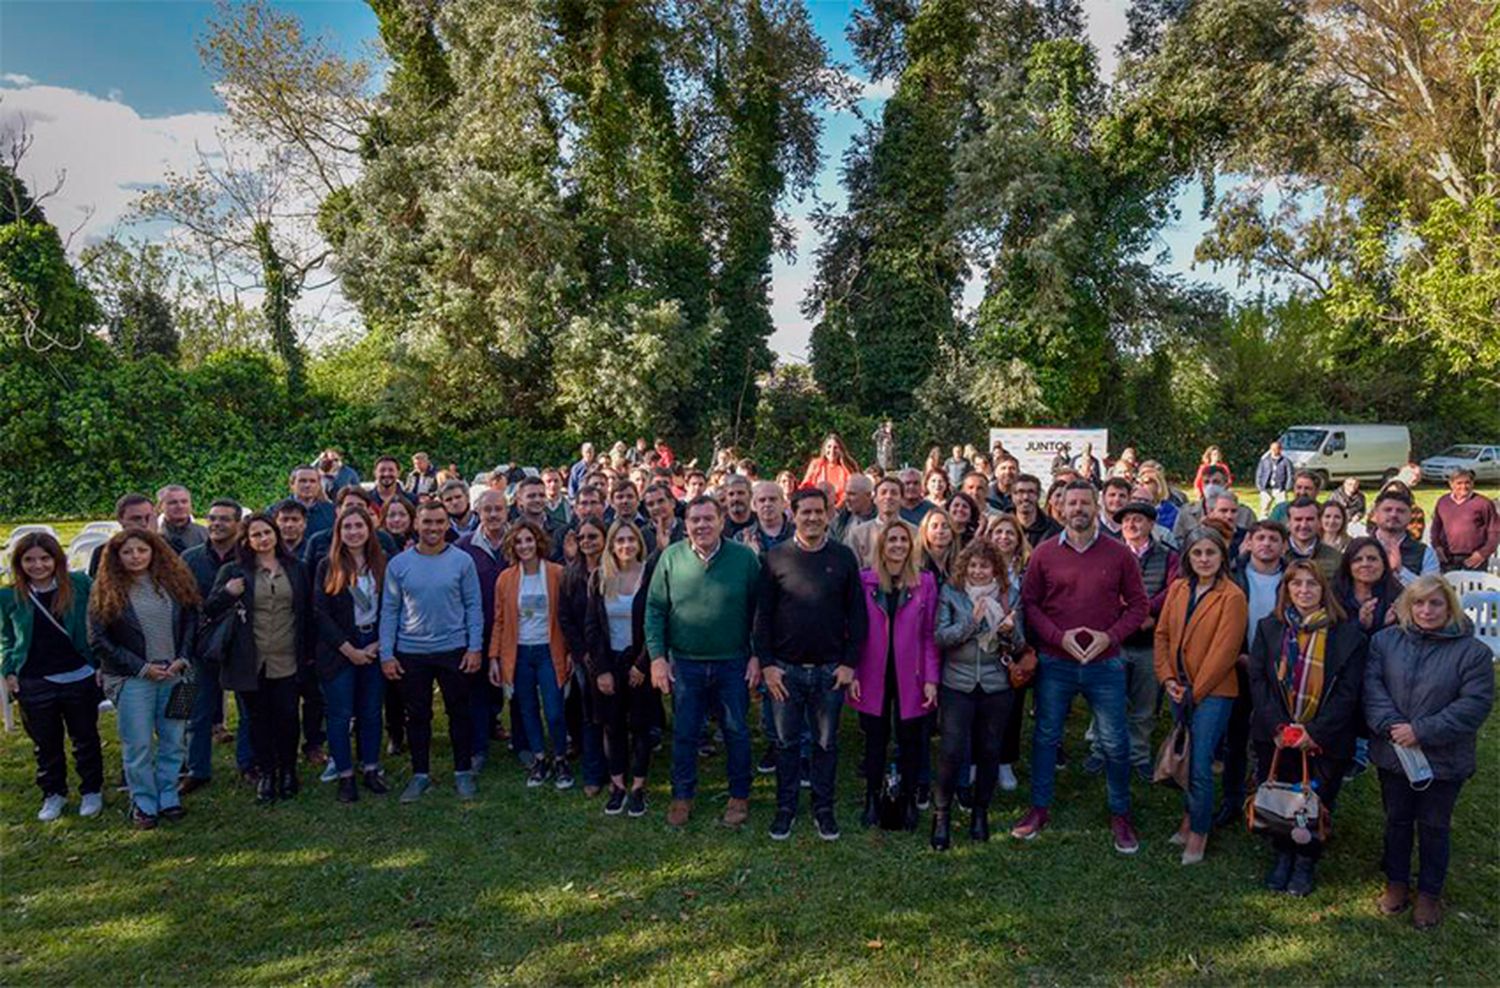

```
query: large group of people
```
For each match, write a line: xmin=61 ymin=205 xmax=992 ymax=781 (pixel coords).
xmin=1 ymin=434 xmax=1495 ymax=930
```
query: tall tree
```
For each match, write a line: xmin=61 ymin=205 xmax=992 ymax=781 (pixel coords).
xmin=807 ymin=0 xmax=975 ymax=417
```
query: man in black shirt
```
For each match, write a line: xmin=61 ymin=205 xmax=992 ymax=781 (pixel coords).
xmin=180 ymin=499 xmax=244 ymax=792
xmin=754 ymin=488 xmax=868 ymax=841
xmin=1013 ymin=473 xmax=1061 ymax=547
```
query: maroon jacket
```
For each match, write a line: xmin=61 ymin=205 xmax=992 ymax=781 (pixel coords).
xmin=1022 ymin=530 xmax=1149 ymax=662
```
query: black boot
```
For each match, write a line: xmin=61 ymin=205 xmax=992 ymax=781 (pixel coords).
xmin=861 ymin=787 xmax=880 ymax=829
xmin=969 ymin=805 xmax=991 ymax=843
xmin=1211 ymin=794 xmax=1242 ymax=830
xmin=337 ymin=775 xmax=358 ymax=803
xmin=902 ymin=791 xmax=919 ymax=831
xmin=278 ymin=768 xmax=300 ymax=800
xmin=1287 ymin=854 xmax=1317 ymax=897
xmin=930 ymin=808 xmax=952 ymax=851
xmin=256 ymin=773 xmax=276 ymax=804
xmin=1265 ymin=850 xmax=1294 ymax=891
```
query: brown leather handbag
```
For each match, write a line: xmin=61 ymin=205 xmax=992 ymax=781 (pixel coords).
xmin=1007 ymin=646 xmax=1038 ymax=689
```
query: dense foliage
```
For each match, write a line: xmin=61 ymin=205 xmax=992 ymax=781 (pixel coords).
xmin=2 ymin=0 xmax=1497 ymax=520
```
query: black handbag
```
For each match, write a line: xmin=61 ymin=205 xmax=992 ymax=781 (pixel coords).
xmin=164 ymin=677 xmax=198 ymax=720
xmin=196 ymin=601 xmax=245 ymax=665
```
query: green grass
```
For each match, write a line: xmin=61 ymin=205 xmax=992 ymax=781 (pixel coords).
xmin=1 ymin=687 xmax=1497 ymax=985
xmin=3 ymin=488 xmax=1498 ymax=985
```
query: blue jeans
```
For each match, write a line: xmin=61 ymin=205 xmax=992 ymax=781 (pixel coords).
xmin=185 ymin=659 xmax=221 ymax=780
xmin=116 ymin=676 xmax=186 ymax=816
xmin=322 ymin=629 xmax=385 ymax=774
xmin=770 ymin=664 xmax=844 ymax=813
xmin=470 ymin=674 xmax=494 ymax=762
xmin=1031 ymin=653 xmax=1131 ymax=814
xmin=670 ymin=657 xmax=751 ymax=800
xmin=1175 ymin=696 xmax=1233 ymax=834
xmin=513 ymin=644 xmax=566 ymax=759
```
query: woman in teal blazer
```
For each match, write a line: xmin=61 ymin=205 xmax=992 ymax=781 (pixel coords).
xmin=1 ymin=532 xmax=103 ymax=821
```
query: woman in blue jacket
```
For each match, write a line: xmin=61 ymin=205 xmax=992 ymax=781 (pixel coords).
xmin=1365 ymin=575 xmax=1495 ymax=930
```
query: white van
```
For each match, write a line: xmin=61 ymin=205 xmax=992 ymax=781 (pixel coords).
xmin=1277 ymin=424 xmax=1410 ymax=486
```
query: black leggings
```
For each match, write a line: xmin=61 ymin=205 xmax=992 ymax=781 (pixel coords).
xmin=595 ymin=650 xmax=657 ymax=782
xmin=242 ymin=673 xmax=299 ymax=778
xmin=859 ymin=654 xmax=924 ymax=795
xmin=936 ymin=685 xmax=1013 ymax=811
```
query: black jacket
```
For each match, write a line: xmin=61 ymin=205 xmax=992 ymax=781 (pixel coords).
xmin=205 ymin=555 xmax=314 ymax=693
xmin=311 ymin=557 xmax=380 ymax=682
xmin=583 ymin=568 xmax=648 ymax=681
xmin=557 ymin=558 xmax=593 ymax=663
xmin=89 ymin=592 xmax=200 ymax=680
xmin=1248 ymin=616 xmax=1366 ymax=761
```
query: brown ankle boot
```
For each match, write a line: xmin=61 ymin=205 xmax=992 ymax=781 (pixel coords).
xmin=1413 ymin=893 xmax=1443 ymax=930
xmin=666 ymin=798 xmax=693 ymax=827
xmin=1377 ymin=881 xmax=1410 ymax=915
xmin=722 ymin=797 xmax=750 ymax=827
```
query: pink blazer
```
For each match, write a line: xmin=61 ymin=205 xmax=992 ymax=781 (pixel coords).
xmin=848 ymin=570 xmax=939 ymax=721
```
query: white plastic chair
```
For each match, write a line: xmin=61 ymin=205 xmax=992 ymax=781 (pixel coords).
xmin=1461 ymin=590 xmax=1500 ymax=661
xmin=65 ymin=533 xmax=110 ymax=573
xmin=1488 ymin=550 xmax=1500 ymax=576
xmin=1444 ymin=570 xmax=1500 ymax=599
xmin=78 ymin=521 xmax=121 ymax=539
xmin=3 ymin=523 xmax=58 ymax=544
xmin=1 ymin=684 xmax=12 ymax=732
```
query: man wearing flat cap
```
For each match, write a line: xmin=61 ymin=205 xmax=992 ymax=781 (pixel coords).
xmin=1083 ymin=501 xmax=1180 ymax=778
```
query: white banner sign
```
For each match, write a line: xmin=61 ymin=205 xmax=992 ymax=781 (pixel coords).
xmin=989 ymin=427 xmax=1110 ymax=481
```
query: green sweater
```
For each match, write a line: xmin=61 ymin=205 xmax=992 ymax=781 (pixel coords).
xmin=0 ymin=572 xmax=95 ymax=677
xmin=644 ymin=539 xmax=760 ymax=662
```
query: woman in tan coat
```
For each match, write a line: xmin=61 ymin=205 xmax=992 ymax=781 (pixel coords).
xmin=486 ymin=520 xmax=572 ymax=789
xmin=1155 ymin=526 xmax=1248 ymax=864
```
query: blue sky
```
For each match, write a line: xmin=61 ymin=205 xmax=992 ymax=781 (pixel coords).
xmin=0 ymin=0 xmax=1240 ymax=358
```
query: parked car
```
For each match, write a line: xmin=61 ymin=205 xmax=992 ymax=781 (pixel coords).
xmin=1419 ymin=444 xmax=1500 ymax=484
xmin=1278 ymin=424 xmax=1410 ymax=486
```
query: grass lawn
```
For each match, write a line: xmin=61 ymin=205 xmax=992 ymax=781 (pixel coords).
xmin=1 ymin=680 xmax=1497 ymax=985
xmin=2 ymin=487 xmax=1498 ymax=985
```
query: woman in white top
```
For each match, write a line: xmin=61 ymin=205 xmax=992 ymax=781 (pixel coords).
xmin=583 ymin=520 xmax=655 ymax=818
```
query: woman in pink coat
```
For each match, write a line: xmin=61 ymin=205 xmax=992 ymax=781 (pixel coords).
xmin=848 ymin=520 xmax=939 ymax=829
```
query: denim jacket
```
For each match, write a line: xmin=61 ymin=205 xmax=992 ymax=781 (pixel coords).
xmin=934 ymin=581 xmax=1024 ymax=694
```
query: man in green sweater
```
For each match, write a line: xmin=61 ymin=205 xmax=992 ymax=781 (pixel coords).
xmin=646 ymin=495 xmax=762 ymax=828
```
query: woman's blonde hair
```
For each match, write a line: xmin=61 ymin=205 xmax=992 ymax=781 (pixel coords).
xmin=599 ymin=519 xmax=642 ymax=591
xmin=1392 ymin=574 xmax=1463 ymax=630
xmin=987 ymin=513 xmax=1031 ymax=572
xmin=919 ymin=506 xmax=958 ymax=577
xmin=873 ymin=520 xmax=921 ymax=593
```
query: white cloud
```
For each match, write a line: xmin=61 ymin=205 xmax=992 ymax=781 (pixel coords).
xmin=0 ymin=78 xmax=352 ymax=335
xmin=1082 ymin=0 xmax=1130 ymax=82
xmin=2 ymin=73 xmax=37 ymax=87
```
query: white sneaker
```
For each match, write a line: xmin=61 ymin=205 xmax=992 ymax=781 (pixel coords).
xmin=997 ymin=764 xmax=1018 ymax=792
xmin=97 ymin=699 xmax=115 ymax=713
xmin=320 ymin=761 xmax=340 ymax=783
xmin=38 ymin=794 xmax=66 ymax=822
xmin=79 ymin=792 xmax=103 ymax=817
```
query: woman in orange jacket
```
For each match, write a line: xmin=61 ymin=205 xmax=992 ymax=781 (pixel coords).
xmin=1155 ymin=526 xmax=1249 ymax=864
xmin=486 ymin=520 xmax=573 ymax=789
xmin=801 ymin=432 xmax=860 ymax=507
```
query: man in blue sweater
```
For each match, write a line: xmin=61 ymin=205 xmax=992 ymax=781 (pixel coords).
xmin=380 ymin=500 xmax=485 ymax=803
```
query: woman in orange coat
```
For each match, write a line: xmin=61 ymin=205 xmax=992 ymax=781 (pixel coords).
xmin=801 ymin=432 xmax=860 ymax=507
xmin=486 ymin=520 xmax=573 ymax=789
xmin=1155 ymin=526 xmax=1248 ymax=864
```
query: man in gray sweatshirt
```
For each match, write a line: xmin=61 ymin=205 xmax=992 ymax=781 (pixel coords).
xmin=380 ymin=500 xmax=485 ymax=802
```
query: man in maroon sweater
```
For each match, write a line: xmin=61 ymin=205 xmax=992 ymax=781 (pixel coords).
xmin=1012 ymin=481 xmax=1150 ymax=853
xmin=1430 ymin=470 xmax=1500 ymax=572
